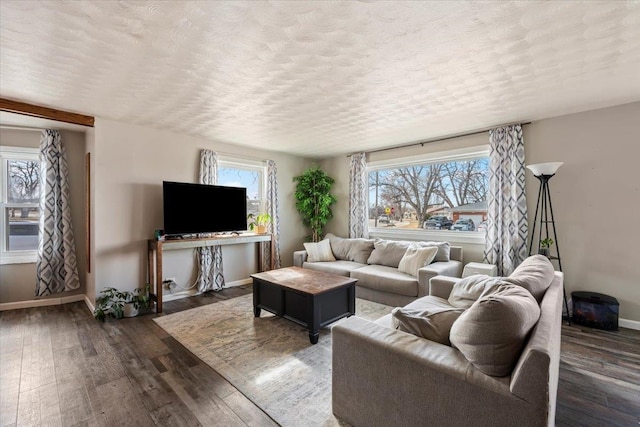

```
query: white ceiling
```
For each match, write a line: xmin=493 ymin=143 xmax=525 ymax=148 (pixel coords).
xmin=1 ymin=1 xmax=639 ymax=158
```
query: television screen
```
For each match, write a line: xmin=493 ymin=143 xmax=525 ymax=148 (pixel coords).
xmin=163 ymin=181 xmax=247 ymax=236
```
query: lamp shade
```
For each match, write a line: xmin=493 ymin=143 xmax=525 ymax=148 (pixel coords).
xmin=526 ymin=162 xmax=564 ymax=176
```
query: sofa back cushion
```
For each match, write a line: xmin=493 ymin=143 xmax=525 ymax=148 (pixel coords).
xmin=326 ymin=233 xmax=374 ymax=264
xmin=367 ymin=240 xmax=451 ymax=268
xmin=303 ymin=239 xmax=336 ymax=262
xmin=448 ymin=275 xmax=503 ymax=309
xmin=398 ymin=246 xmax=438 ymax=277
xmin=450 ymin=284 xmax=541 ymax=377
xmin=504 ymin=255 xmax=555 ymax=303
xmin=392 ymin=306 xmax=464 ymax=346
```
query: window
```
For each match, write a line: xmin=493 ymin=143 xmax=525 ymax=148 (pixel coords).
xmin=368 ymin=147 xmax=489 ymax=238
xmin=1 ymin=146 xmax=41 ymax=264
xmin=217 ymin=157 xmax=266 ymax=230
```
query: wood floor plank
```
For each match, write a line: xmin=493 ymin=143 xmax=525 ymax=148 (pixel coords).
xmin=1 ymin=283 xmax=638 ymax=427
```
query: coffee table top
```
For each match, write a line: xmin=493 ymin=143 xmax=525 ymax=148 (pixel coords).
xmin=251 ymin=267 xmax=357 ymax=295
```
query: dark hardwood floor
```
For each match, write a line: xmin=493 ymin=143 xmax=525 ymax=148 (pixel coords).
xmin=1 ymin=285 xmax=638 ymax=426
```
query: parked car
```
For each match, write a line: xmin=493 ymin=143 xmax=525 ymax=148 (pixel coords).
xmin=378 ymin=214 xmax=390 ymax=223
xmin=423 ymin=216 xmax=452 ymax=230
xmin=452 ymin=218 xmax=475 ymax=231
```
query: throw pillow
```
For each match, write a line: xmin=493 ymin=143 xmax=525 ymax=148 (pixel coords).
xmin=367 ymin=240 xmax=412 ymax=268
xmin=397 ymin=246 xmax=438 ymax=277
xmin=325 ymin=233 xmax=375 ymax=264
xmin=416 ymin=241 xmax=451 ymax=262
xmin=448 ymin=275 xmax=504 ymax=309
xmin=303 ymin=240 xmax=336 ymax=262
xmin=392 ymin=306 xmax=465 ymax=346
xmin=449 ymin=284 xmax=541 ymax=377
xmin=504 ymin=255 xmax=555 ymax=303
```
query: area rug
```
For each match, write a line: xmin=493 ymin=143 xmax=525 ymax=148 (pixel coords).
xmin=153 ymin=294 xmax=393 ymax=427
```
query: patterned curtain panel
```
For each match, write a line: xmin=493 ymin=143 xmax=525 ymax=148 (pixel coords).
xmin=262 ymin=160 xmax=281 ymax=270
xmin=197 ymin=149 xmax=225 ymax=292
xmin=483 ymin=124 xmax=528 ymax=275
xmin=348 ymin=152 xmax=368 ymax=238
xmin=36 ymin=130 xmax=80 ymax=296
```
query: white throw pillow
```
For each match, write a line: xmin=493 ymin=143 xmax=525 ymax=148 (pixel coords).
xmin=303 ymin=239 xmax=336 ymax=262
xmin=397 ymin=246 xmax=438 ymax=277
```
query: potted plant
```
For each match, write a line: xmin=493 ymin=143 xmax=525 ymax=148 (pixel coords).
xmin=93 ymin=286 xmax=152 ymax=321
xmin=538 ymin=238 xmax=554 ymax=257
xmin=247 ymin=213 xmax=271 ymax=234
xmin=293 ymin=166 xmax=337 ymax=242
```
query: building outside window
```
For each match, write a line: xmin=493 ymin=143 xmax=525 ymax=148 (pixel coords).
xmin=218 ymin=157 xmax=265 ymax=230
xmin=368 ymin=148 xmax=489 ymax=235
xmin=0 ymin=146 xmax=40 ymax=264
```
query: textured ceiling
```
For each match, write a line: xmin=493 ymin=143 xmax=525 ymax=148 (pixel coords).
xmin=1 ymin=1 xmax=639 ymax=158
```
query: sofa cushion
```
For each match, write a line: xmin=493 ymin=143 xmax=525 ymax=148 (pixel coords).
xmin=416 ymin=241 xmax=451 ymax=262
xmin=504 ymin=255 xmax=555 ymax=303
xmin=367 ymin=239 xmax=411 ymax=267
xmin=302 ymin=260 xmax=365 ymax=277
xmin=303 ymin=239 xmax=336 ymax=262
xmin=450 ymin=284 xmax=541 ymax=377
xmin=398 ymin=246 xmax=438 ymax=277
xmin=326 ymin=233 xmax=374 ymax=264
xmin=448 ymin=275 xmax=504 ymax=309
xmin=391 ymin=306 xmax=465 ymax=345
xmin=350 ymin=265 xmax=418 ymax=297
xmin=375 ymin=295 xmax=455 ymax=328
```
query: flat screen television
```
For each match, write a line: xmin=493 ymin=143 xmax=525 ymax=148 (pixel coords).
xmin=163 ymin=181 xmax=247 ymax=236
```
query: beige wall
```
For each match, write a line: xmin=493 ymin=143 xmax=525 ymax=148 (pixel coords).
xmin=0 ymin=128 xmax=87 ymax=303
xmin=321 ymin=102 xmax=640 ymax=322
xmin=90 ymin=118 xmax=310 ymax=302
xmin=524 ymin=102 xmax=640 ymax=322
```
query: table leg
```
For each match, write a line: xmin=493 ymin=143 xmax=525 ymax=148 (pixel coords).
xmin=309 ymin=331 xmax=319 ymax=345
xmin=156 ymin=246 xmax=163 ymax=313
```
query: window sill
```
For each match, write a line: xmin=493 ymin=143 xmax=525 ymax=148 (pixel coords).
xmin=369 ymin=228 xmax=486 ymax=245
xmin=0 ymin=252 xmax=37 ymax=265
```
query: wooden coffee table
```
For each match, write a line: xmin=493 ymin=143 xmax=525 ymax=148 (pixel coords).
xmin=251 ymin=267 xmax=357 ymax=344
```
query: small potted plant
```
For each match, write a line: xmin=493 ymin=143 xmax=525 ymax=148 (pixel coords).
xmin=247 ymin=213 xmax=271 ymax=234
xmin=94 ymin=286 xmax=152 ymax=321
xmin=538 ymin=238 xmax=554 ymax=257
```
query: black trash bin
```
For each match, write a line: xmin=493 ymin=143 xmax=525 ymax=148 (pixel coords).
xmin=571 ymin=291 xmax=619 ymax=331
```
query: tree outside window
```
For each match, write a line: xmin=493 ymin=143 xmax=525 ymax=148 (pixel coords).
xmin=218 ymin=161 xmax=264 ymax=229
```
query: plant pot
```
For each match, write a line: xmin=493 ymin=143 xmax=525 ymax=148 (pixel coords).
xmin=538 ymin=248 xmax=550 ymax=257
xmin=123 ymin=302 xmax=138 ymax=318
xmin=256 ymin=225 xmax=266 ymax=234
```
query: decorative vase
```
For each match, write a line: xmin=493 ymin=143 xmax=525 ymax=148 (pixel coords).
xmin=256 ymin=225 xmax=266 ymax=234
xmin=123 ymin=302 xmax=138 ymax=318
xmin=538 ymin=248 xmax=550 ymax=257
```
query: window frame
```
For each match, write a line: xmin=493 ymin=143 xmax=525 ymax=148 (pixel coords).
xmin=367 ymin=145 xmax=490 ymax=244
xmin=0 ymin=146 xmax=40 ymax=264
xmin=217 ymin=156 xmax=267 ymax=231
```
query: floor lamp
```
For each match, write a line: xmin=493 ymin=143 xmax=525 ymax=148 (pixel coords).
xmin=526 ymin=162 xmax=571 ymax=325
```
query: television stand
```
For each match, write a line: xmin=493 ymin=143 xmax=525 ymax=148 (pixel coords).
xmin=148 ymin=233 xmax=274 ymax=313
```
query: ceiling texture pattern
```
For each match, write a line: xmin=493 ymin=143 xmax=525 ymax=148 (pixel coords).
xmin=1 ymin=1 xmax=639 ymax=157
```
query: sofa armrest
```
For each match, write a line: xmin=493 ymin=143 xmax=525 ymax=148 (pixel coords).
xmin=332 ymin=317 xmax=527 ymax=427
xmin=417 ymin=260 xmax=463 ymax=297
xmin=429 ymin=275 xmax=460 ymax=299
xmin=293 ymin=250 xmax=308 ymax=267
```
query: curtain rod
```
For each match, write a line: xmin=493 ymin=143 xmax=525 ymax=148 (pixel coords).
xmin=347 ymin=121 xmax=531 ymax=157
xmin=0 ymin=124 xmax=45 ymax=132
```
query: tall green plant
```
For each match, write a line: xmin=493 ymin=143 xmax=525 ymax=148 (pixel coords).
xmin=293 ymin=167 xmax=337 ymax=242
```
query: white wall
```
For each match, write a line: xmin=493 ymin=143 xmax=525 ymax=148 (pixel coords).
xmin=91 ymin=118 xmax=310 ymax=302
xmin=321 ymin=102 xmax=640 ymax=322
xmin=0 ymin=128 xmax=87 ymax=303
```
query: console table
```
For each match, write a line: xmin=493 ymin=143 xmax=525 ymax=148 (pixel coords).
xmin=148 ymin=233 xmax=274 ymax=313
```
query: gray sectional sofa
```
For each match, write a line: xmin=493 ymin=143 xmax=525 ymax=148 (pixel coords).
xmin=332 ymin=255 xmax=563 ymax=427
xmin=293 ymin=233 xmax=463 ymax=306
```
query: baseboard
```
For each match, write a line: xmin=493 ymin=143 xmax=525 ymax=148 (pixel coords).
xmin=84 ymin=295 xmax=95 ymax=314
xmin=226 ymin=278 xmax=252 ymax=288
xmin=620 ymin=318 xmax=640 ymax=331
xmin=0 ymin=294 xmax=86 ymax=311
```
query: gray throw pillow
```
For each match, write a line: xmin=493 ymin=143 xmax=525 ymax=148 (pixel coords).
xmin=448 ymin=275 xmax=504 ymax=309
xmin=392 ymin=306 xmax=465 ymax=346
xmin=367 ymin=239 xmax=412 ymax=267
xmin=325 ymin=233 xmax=374 ymax=264
xmin=416 ymin=241 xmax=451 ymax=262
xmin=503 ymin=255 xmax=555 ymax=303
xmin=450 ymin=284 xmax=541 ymax=377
